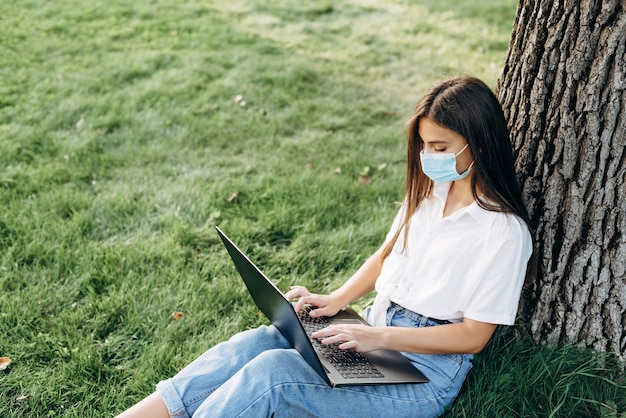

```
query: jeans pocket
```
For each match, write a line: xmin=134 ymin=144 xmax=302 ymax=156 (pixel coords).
xmin=443 ymin=353 xmax=464 ymax=365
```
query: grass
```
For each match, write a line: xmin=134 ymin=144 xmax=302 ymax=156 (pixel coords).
xmin=0 ymin=0 xmax=624 ymax=416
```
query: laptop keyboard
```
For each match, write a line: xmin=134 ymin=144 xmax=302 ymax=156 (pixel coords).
xmin=298 ymin=305 xmax=384 ymax=379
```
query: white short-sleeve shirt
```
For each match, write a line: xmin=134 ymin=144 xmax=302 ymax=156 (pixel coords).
xmin=367 ymin=182 xmax=533 ymax=327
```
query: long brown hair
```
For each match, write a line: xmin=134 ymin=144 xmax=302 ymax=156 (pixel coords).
xmin=382 ymin=76 xmax=530 ymax=259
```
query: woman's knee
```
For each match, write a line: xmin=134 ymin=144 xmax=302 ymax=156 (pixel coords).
xmin=240 ymin=348 xmax=321 ymax=387
xmin=228 ymin=325 xmax=283 ymax=346
xmin=251 ymin=348 xmax=304 ymax=370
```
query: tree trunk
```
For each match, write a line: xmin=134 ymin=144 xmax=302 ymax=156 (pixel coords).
xmin=497 ymin=0 xmax=626 ymax=357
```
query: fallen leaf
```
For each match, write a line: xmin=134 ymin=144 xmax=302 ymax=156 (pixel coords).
xmin=15 ymin=394 xmax=32 ymax=401
xmin=0 ymin=357 xmax=11 ymax=370
xmin=227 ymin=191 xmax=239 ymax=203
xmin=358 ymin=175 xmax=370 ymax=185
xmin=332 ymin=167 xmax=342 ymax=174
xmin=172 ymin=311 xmax=185 ymax=320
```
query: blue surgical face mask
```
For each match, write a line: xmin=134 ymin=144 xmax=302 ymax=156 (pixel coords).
xmin=419 ymin=143 xmax=474 ymax=182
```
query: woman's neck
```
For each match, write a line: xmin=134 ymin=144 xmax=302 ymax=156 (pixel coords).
xmin=442 ymin=178 xmax=476 ymax=218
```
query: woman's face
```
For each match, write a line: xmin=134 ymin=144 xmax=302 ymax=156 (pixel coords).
xmin=418 ymin=116 xmax=474 ymax=176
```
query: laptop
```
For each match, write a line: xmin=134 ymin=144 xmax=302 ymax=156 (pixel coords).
xmin=215 ymin=227 xmax=429 ymax=387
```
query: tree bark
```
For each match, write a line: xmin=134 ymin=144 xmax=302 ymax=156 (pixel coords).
xmin=497 ymin=0 xmax=626 ymax=357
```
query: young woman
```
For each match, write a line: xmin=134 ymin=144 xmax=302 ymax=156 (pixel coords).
xmin=117 ymin=76 xmax=533 ymax=418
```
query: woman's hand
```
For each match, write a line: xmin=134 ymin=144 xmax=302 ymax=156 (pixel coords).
xmin=284 ymin=286 xmax=344 ymax=318
xmin=311 ymin=324 xmax=383 ymax=352
xmin=285 ymin=246 xmax=383 ymax=322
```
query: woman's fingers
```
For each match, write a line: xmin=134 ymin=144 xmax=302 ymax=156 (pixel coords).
xmin=312 ymin=326 xmax=354 ymax=344
xmin=306 ymin=301 xmax=333 ymax=317
xmin=284 ymin=285 xmax=310 ymax=300
xmin=285 ymin=286 xmax=319 ymax=313
xmin=311 ymin=325 xmax=376 ymax=352
xmin=284 ymin=286 xmax=341 ymax=318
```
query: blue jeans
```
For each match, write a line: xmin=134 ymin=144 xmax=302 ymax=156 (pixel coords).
xmin=156 ymin=304 xmax=473 ymax=417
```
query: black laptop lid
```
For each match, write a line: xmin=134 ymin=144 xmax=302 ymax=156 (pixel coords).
xmin=215 ymin=227 xmax=330 ymax=385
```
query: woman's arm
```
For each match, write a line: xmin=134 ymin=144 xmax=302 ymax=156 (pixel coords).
xmin=289 ymin=241 xmax=498 ymax=355
xmin=286 ymin=244 xmax=385 ymax=317
xmin=312 ymin=318 xmax=497 ymax=355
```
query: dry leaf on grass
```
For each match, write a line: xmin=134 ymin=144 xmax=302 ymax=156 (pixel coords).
xmin=0 ymin=357 xmax=11 ymax=370
xmin=227 ymin=191 xmax=239 ymax=203
xmin=172 ymin=311 xmax=185 ymax=320
xmin=358 ymin=166 xmax=372 ymax=185
xmin=15 ymin=394 xmax=32 ymax=401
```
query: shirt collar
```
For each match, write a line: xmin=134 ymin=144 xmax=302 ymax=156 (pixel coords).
xmin=432 ymin=182 xmax=498 ymax=229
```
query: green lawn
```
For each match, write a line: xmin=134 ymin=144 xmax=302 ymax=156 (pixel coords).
xmin=1 ymin=0 xmax=624 ymax=416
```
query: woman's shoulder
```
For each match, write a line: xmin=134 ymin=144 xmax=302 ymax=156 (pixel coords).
xmin=488 ymin=210 xmax=533 ymax=246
